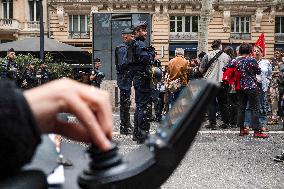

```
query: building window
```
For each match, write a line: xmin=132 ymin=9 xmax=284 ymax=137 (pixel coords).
xmin=275 ymin=17 xmax=284 ymax=33
xmin=69 ymin=15 xmax=90 ymax=38
xmin=2 ymin=0 xmax=13 ymax=19
xmin=170 ymin=16 xmax=199 ymax=33
xmin=231 ymin=16 xmax=250 ymax=33
xmin=29 ymin=0 xmax=40 ymax=21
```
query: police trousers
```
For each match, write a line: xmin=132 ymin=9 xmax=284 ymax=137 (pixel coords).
xmin=132 ymin=71 xmax=152 ymax=140
xmin=117 ymin=71 xmax=133 ymax=128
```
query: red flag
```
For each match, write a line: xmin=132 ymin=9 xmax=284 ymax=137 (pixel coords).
xmin=254 ymin=33 xmax=266 ymax=57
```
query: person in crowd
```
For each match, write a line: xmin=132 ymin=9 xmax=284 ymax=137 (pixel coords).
xmin=199 ymin=39 xmax=231 ymax=129
xmin=223 ymin=46 xmax=238 ymax=127
xmin=246 ymin=45 xmax=271 ymax=131
xmin=21 ymin=62 xmax=37 ymax=89
xmin=0 ymin=78 xmax=113 ymax=179
xmin=89 ymin=58 xmax=105 ymax=88
xmin=233 ymin=43 xmax=268 ymax=138
xmin=115 ymin=28 xmax=134 ymax=135
xmin=0 ymin=48 xmax=19 ymax=85
xmin=268 ymin=49 xmax=284 ymax=125
xmin=36 ymin=63 xmax=50 ymax=85
xmin=167 ymin=48 xmax=189 ymax=106
xmin=128 ymin=21 xmax=155 ymax=144
xmin=151 ymin=52 xmax=163 ymax=122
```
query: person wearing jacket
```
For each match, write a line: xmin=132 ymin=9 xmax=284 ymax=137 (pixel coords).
xmin=234 ymin=43 xmax=268 ymax=138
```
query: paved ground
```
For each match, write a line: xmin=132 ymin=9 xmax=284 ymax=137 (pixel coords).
xmin=45 ymin=113 xmax=284 ymax=189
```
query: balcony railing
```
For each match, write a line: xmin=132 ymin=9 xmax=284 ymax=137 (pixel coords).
xmin=230 ymin=33 xmax=251 ymax=40
xmin=169 ymin=32 xmax=198 ymax=41
xmin=275 ymin=33 xmax=284 ymax=42
xmin=69 ymin=32 xmax=90 ymax=39
xmin=0 ymin=19 xmax=19 ymax=30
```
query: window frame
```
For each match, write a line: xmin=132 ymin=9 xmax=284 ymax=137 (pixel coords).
xmin=231 ymin=16 xmax=251 ymax=33
xmin=170 ymin=15 xmax=199 ymax=33
xmin=69 ymin=14 xmax=90 ymax=38
xmin=275 ymin=16 xmax=284 ymax=34
xmin=29 ymin=0 xmax=40 ymax=21
xmin=2 ymin=0 xmax=13 ymax=19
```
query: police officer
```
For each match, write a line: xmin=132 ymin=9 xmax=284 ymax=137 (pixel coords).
xmin=1 ymin=48 xmax=19 ymax=84
xmin=115 ymin=28 xmax=134 ymax=135
xmin=21 ymin=62 xmax=37 ymax=89
xmin=89 ymin=58 xmax=105 ymax=88
xmin=128 ymin=21 xmax=155 ymax=143
xmin=36 ymin=63 xmax=50 ymax=85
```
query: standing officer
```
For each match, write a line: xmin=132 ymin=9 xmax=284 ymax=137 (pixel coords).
xmin=1 ymin=48 xmax=19 ymax=84
xmin=89 ymin=58 xmax=105 ymax=88
xmin=115 ymin=28 xmax=134 ymax=135
xmin=36 ymin=63 xmax=50 ymax=85
xmin=128 ymin=21 xmax=155 ymax=143
xmin=21 ymin=62 xmax=37 ymax=89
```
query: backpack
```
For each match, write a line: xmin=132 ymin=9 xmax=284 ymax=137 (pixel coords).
xmin=115 ymin=44 xmax=128 ymax=70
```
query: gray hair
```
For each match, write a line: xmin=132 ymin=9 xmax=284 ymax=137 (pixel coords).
xmin=175 ymin=48 xmax=184 ymax=56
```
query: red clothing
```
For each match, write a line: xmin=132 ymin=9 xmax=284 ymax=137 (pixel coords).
xmin=222 ymin=67 xmax=241 ymax=90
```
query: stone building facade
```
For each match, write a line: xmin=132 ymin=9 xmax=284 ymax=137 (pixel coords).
xmin=47 ymin=0 xmax=284 ymax=61
xmin=0 ymin=0 xmax=48 ymax=43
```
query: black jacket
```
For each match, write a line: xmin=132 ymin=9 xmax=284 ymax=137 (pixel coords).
xmin=0 ymin=80 xmax=41 ymax=179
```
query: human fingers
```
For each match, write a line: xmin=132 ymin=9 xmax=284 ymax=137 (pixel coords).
xmin=54 ymin=119 xmax=92 ymax=143
xmin=64 ymin=94 xmax=111 ymax=151
xmin=78 ymin=86 xmax=113 ymax=139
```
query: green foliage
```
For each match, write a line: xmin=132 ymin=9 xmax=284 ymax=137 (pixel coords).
xmin=11 ymin=53 xmax=72 ymax=80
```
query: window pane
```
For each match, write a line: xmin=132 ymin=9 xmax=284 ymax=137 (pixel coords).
xmin=275 ymin=17 xmax=280 ymax=33
xmin=177 ymin=16 xmax=182 ymax=21
xmin=246 ymin=21 xmax=250 ymax=33
xmin=69 ymin=16 xmax=72 ymax=32
xmin=177 ymin=20 xmax=182 ymax=32
xmin=192 ymin=16 xmax=198 ymax=32
xmin=185 ymin=16 xmax=191 ymax=32
xmin=170 ymin=16 xmax=175 ymax=21
xmin=87 ymin=15 xmax=90 ymax=32
xmin=170 ymin=20 xmax=175 ymax=32
xmin=280 ymin=17 xmax=284 ymax=33
xmin=73 ymin=15 xmax=78 ymax=32
xmin=80 ymin=15 xmax=86 ymax=32
xmin=3 ymin=2 xmax=7 ymax=19
xmin=9 ymin=1 xmax=13 ymax=19
xmin=29 ymin=1 xmax=34 ymax=21
xmin=235 ymin=17 xmax=239 ymax=32
xmin=241 ymin=19 xmax=244 ymax=33
xmin=231 ymin=18 xmax=234 ymax=32
xmin=36 ymin=1 xmax=40 ymax=21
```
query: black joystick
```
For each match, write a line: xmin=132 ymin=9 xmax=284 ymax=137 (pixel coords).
xmin=78 ymin=80 xmax=220 ymax=189
xmin=87 ymin=142 xmax=122 ymax=171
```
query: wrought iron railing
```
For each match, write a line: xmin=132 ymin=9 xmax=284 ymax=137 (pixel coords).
xmin=230 ymin=33 xmax=251 ymax=40
xmin=69 ymin=32 xmax=90 ymax=39
xmin=169 ymin=32 xmax=198 ymax=41
xmin=275 ymin=33 xmax=284 ymax=42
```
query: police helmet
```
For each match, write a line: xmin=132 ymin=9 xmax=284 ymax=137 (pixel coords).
xmin=148 ymin=66 xmax=162 ymax=83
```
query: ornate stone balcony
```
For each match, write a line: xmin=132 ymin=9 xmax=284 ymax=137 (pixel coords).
xmin=230 ymin=33 xmax=251 ymax=40
xmin=275 ymin=33 xmax=284 ymax=42
xmin=169 ymin=32 xmax=198 ymax=41
xmin=0 ymin=19 xmax=20 ymax=31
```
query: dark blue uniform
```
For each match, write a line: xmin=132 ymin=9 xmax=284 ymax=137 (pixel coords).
xmin=129 ymin=39 xmax=155 ymax=142
xmin=115 ymin=42 xmax=133 ymax=134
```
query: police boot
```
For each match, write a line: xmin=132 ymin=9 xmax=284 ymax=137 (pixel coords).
xmin=132 ymin=128 xmax=149 ymax=144
xmin=120 ymin=124 xmax=133 ymax=135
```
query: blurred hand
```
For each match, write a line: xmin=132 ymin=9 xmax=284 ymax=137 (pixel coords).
xmin=24 ymin=78 xmax=113 ymax=151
